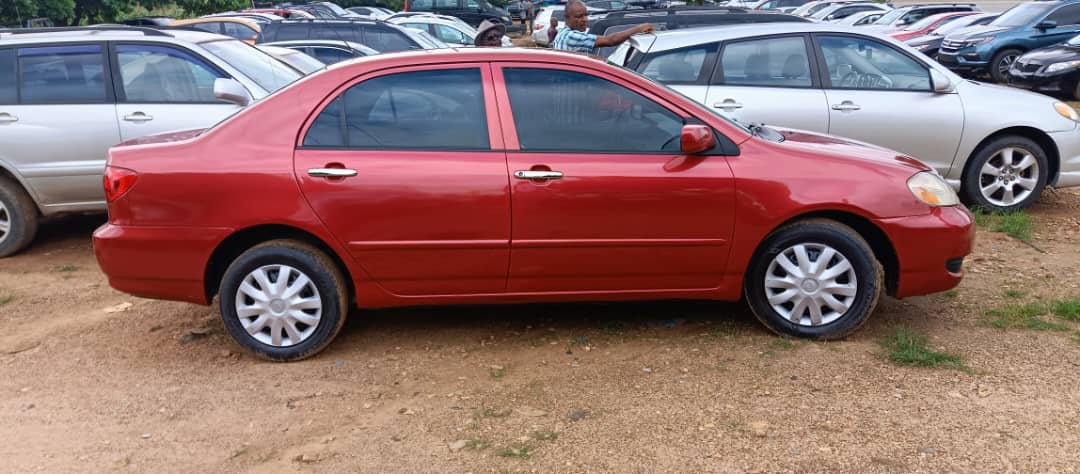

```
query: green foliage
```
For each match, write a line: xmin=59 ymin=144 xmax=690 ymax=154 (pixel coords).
xmin=982 ymin=302 xmax=1069 ymax=331
xmin=971 ymin=209 xmax=1033 ymax=241
xmin=1051 ymin=299 xmax=1080 ymax=321
xmin=0 ymin=0 xmax=254 ymax=26
xmin=880 ymin=327 xmax=965 ymax=369
xmin=0 ymin=294 xmax=13 ymax=306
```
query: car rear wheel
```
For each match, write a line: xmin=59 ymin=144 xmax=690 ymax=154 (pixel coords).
xmin=0 ymin=176 xmax=39 ymax=258
xmin=960 ymin=135 xmax=1047 ymax=212
xmin=218 ymin=240 xmax=349 ymax=362
xmin=745 ymin=219 xmax=882 ymax=340
xmin=990 ymin=48 xmax=1022 ymax=83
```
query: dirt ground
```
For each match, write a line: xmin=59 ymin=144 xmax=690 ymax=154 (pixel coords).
xmin=2 ymin=190 xmax=1079 ymax=474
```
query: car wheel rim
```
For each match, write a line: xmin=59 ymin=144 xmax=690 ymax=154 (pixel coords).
xmin=0 ymin=200 xmax=9 ymax=244
xmin=998 ymin=55 xmax=1017 ymax=75
xmin=977 ymin=146 xmax=1039 ymax=207
xmin=234 ymin=264 xmax=322 ymax=347
xmin=764 ymin=243 xmax=857 ymax=327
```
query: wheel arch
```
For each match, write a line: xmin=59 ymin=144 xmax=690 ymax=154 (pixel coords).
xmin=0 ymin=161 xmax=43 ymax=214
xmin=965 ymin=126 xmax=1059 ymax=186
xmin=204 ymin=224 xmax=356 ymax=306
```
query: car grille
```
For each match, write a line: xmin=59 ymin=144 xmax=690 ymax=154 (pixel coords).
xmin=940 ymin=39 xmax=964 ymax=53
xmin=1012 ymin=60 xmax=1042 ymax=73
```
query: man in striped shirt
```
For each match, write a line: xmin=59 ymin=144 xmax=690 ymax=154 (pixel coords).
xmin=551 ymin=0 xmax=653 ymax=54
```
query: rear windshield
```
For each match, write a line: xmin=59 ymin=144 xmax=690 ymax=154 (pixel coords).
xmin=201 ymin=39 xmax=302 ymax=95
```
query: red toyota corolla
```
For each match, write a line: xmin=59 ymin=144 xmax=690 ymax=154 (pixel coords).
xmin=93 ymin=48 xmax=974 ymax=361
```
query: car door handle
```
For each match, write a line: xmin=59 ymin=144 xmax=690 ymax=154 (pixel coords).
xmin=123 ymin=112 xmax=154 ymax=122
xmin=712 ymin=99 xmax=743 ymax=110
xmin=0 ymin=113 xmax=17 ymax=124
xmin=308 ymin=168 xmax=358 ymax=178
xmin=514 ymin=170 xmax=564 ymax=180
xmin=831 ymin=101 xmax=861 ymax=111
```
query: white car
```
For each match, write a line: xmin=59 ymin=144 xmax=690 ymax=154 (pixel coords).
xmin=832 ymin=9 xmax=886 ymax=26
xmin=531 ymin=4 xmax=605 ymax=46
xmin=809 ymin=2 xmax=890 ymax=23
xmin=613 ymin=23 xmax=1080 ymax=211
xmin=390 ymin=14 xmax=513 ymax=47
xmin=255 ymin=45 xmax=325 ymax=74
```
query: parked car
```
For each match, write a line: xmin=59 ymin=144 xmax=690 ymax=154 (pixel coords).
xmin=586 ymin=0 xmax=637 ymax=12
xmin=390 ymin=14 xmax=513 ymax=46
xmin=346 ymin=6 xmax=393 ymax=19
xmin=201 ymin=12 xmax=286 ymax=27
xmin=867 ymin=3 xmax=979 ymax=32
xmin=255 ymin=44 xmax=326 ymax=73
xmin=259 ymin=19 xmax=447 ymax=52
xmin=810 ymin=2 xmax=891 ymax=22
xmin=531 ymin=4 xmax=607 ymax=46
xmin=585 ymin=6 xmax=810 ymax=57
xmin=122 ymin=17 xmax=175 ymax=26
xmin=169 ymin=17 xmax=262 ymax=44
xmin=404 ymin=0 xmax=513 ymax=28
xmin=904 ymin=12 xmax=998 ymax=57
xmin=0 ymin=26 xmax=303 ymax=257
xmin=93 ymin=48 xmax=974 ymax=361
xmin=242 ymin=8 xmax=317 ymax=19
xmin=750 ymin=0 xmax=811 ymax=13
xmin=791 ymin=0 xmax=864 ymax=18
xmin=887 ymin=11 xmax=977 ymax=42
xmin=615 ymin=23 xmax=1080 ymax=212
xmin=277 ymin=2 xmax=363 ymax=18
xmin=1008 ymin=33 xmax=1080 ymax=98
xmin=263 ymin=39 xmax=378 ymax=64
xmin=833 ymin=9 xmax=886 ymax=26
xmin=939 ymin=0 xmax=1080 ymax=82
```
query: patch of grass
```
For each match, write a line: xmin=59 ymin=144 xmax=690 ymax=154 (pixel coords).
xmin=880 ymin=327 xmax=965 ymax=369
xmin=0 ymin=294 xmax=13 ymax=306
xmin=1051 ymin=299 xmax=1080 ymax=321
xmin=530 ymin=430 xmax=558 ymax=441
xmin=497 ymin=443 xmax=531 ymax=458
xmin=982 ymin=303 xmax=1069 ymax=331
xmin=1004 ymin=289 xmax=1025 ymax=299
xmin=972 ymin=209 xmax=1033 ymax=241
xmin=55 ymin=264 xmax=78 ymax=272
xmin=943 ymin=289 xmax=959 ymax=299
xmin=971 ymin=208 xmax=991 ymax=228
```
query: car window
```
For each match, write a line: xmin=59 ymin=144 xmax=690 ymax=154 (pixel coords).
xmin=466 ymin=0 xmax=481 ymax=9
xmin=116 ymin=45 xmax=224 ymax=103
xmin=503 ymin=68 xmax=684 ymax=153
xmin=411 ymin=0 xmax=434 ymax=10
xmin=638 ymin=45 xmax=711 ymax=84
xmin=0 ymin=49 xmax=14 ymax=104
xmin=612 ymin=2 xmax=626 ymax=9
xmin=222 ymin=22 xmax=258 ymax=41
xmin=309 ymin=46 xmax=354 ymax=64
xmin=436 ymin=0 xmax=458 ymax=7
xmin=717 ymin=36 xmax=811 ymax=88
xmin=190 ymin=23 xmax=221 ymax=34
xmin=364 ymin=27 xmax=417 ymax=52
xmin=18 ymin=45 xmax=107 ymax=104
xmin=274 ymin=23 xmax=310 ymax=41
xmin=434 ymin=24 xmax=469 ymax=44
xmin=855 ymin=13 xmax=880 ymax=25
xmin=818 ymin=35 xmax=930 ymax=91
xmin=201 ymin=40 xmax=302 ymax=94
xmin=1046 ymin=4 xmax=1080 ymax=26
xmin=303 ymin=68 xmax=488 ymax=149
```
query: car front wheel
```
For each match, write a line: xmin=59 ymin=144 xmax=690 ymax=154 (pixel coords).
xmin=990 ymin=48 xmax=1022 ymax=83
xmin=960 ymin=135 xmax=1048 ymax=212
xmin=0 ymin=176 xmax=39 ymax=258
xmin=745 ymin=219 xmax=882 ymax=340
xmin=218 ymin=240 xmax=349 ymax=362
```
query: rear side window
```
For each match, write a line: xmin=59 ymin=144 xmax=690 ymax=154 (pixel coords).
xmin=309 ymin=47 xmax=354 ymax=64
xmin=639 ymin=45 xmax=712 ymax=84
xmin=364 ymin=27 xmax=416 ymax=52
xmin=18 ymin=45 xmax=107 ymax=104
xmin=411 ymin=0 xmax=434 ymax=10
xmin=1046 ymin=4 xmax=1080 ymax=26
xmin=190 ymin=23 xmax=222 ymax=34
xmin=717 ymin=36 xmax=812 ymax=87
xmin=436 ymin=0 xmax=458 ymax=7
xmin=0 ymin=49 xmax=15 ymax=104
xmin=303 ymin=68 xmax=488 ymax=150
xmin=274 ymin=23 xmax=311 ymax=41
xmin=222 ymin=23 xmax=258 ymax=41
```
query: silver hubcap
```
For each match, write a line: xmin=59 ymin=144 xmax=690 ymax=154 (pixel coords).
xmin=764 ymin=243 xmax=858 ymax=327
xmin=0 ymin=200 xmax=9 ymax=244
xmin=978 ymin=147 xmax=1039 ymax=207
xmin=998 ymin=55 xmax=1017 ymax=75
xmin=234 ymin=265 xmax=322 ymax=347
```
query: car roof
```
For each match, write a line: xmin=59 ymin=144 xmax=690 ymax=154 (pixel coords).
xmin=0 ymin=26 xmax=235 ymax=45
xmin=263 ymin=39 xmax=377 ymax=52
xmin=635 ymin=22 xmax=899 ymax=50
xmin=170 ymin=17 xmax=262 ymax=29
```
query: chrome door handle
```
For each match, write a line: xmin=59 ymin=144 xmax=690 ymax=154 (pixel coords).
xmin=0 ymin=113 xmax=18 ymax=124
xmin=123 ymin=112 xmax=153 ymax=122
xmin=830 ymin=101 xmax=861 ymax=111
xmin=712 ymin=99 xmax=743 ymax=110
xmin=514 ymin=170 xmax=564 ymax=180
xmin=308 ymin=168 xmax=357 ymax=178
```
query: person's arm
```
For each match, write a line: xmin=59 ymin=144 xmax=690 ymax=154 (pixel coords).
xmin=594 ymin=23 xmax=653 ymax=48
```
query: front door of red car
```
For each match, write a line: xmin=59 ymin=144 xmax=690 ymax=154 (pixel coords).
xmin=494 ymin=65 xmax=737 ymax=293
xmin=294 ymin=65 xmax=511 ymax=296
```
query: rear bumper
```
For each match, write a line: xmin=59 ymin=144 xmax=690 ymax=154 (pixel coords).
xmin=875 ymin=206 xmax=975 ymax=298
xmin=93 ymin=223 xmax=232 ymax=305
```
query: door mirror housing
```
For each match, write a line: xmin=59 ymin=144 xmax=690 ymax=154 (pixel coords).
xmin=681 ymin=124 xmax=716 ymax=154
xmin=1036 ymin=20 xmax=1057 ymax=30
xmin=930 ymin=69 xmax=952 ymax=93
xmin=214 ymin=78 xmax=252 ymax=106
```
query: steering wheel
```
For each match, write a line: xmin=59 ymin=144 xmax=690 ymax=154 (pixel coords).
xmin=862 ymin=73 xmax=893 ymax=89
xmin=839 ymin=71 xmax=861 ymax=88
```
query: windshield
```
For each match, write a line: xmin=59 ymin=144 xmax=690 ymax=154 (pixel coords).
xmin=903 ymin=13 xmax=952 ymax=31
xmin=201 ymin=39 xmax=302 ymax=95
xmin=873 ymin=8 xmax=907 ymax=25
xmin=933 ymin=15 xmax=983 ymax=35
xmin=277 ymin=50 xmax=325 ymax=74
xmin=991 ymin=3 xmax=1052 ymax=27
xmin=806 ymin=2 xmax=834 ymax=16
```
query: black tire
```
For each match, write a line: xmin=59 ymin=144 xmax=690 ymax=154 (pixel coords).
xmin=744 ymin=219 xmax=882 ymax=340
xmin=0 ymin=176 xmax=39 ymax=258
xmin=218 ymin=239 xmax=349 ymax=362
xmin=960 ymin=135 xmax=1048 ymax=212
xmin=989 ymin=48 xmax=1022 ymax=83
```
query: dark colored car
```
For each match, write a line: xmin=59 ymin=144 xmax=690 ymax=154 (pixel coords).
xmin=938 ymin=0 xmax=1080 ymax=82
xmin=405 ymin=0 xmax=513 ymax=27
xmin=587 ymin=7 xmax=810 ymax=57
xmin=904 ymin=12 xmax=998 ymax=58
xmin=1008 ymin=33 xmax=1080 ymax=97
xmin=122 ymin=17 xmax=176 ymax=26
xmin=276 ymin=2 xmax=362 ymax=18
xmin=263 ymin=39 xmax=379 ymax=64
xmin=259 ymin=19 xmax=426 ymax=52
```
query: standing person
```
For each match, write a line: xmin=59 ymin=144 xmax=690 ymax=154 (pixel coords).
xmin=551 ymin=0 xmax=652 ymax=54
xmin=524 ymin=0 xmax=536 ymax=34
xmin=475 ymin=20 xmax=506 ymax=47
xmin=547 ymin=16 xmax=559 ymax=46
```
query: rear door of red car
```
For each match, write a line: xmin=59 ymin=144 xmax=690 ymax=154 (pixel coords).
xmin=294 ymin=63 xmax=511 ymax=296
xmin=493 ymin=63 xmax=737 ymax=293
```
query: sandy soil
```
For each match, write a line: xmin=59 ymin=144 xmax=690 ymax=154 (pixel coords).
xmin=1 ymin=191 xmax=1079 ymax=473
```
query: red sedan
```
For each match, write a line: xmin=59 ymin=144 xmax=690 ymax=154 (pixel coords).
xmin=93 ymin=49 xmax=974 ymax=361
xmin=888 ymin=12 xmax=977 ymax=42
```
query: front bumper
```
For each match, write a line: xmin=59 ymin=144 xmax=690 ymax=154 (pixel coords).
xmin=875 ymin=206 xmax=975 ymax=298
xmin=1049 ymin=123 xmax=1080 ymax=188
xmin=937 ymin=50 xmax=990 ymax=73
xmin=1007 ymin=67 xmax=1077 ymax=91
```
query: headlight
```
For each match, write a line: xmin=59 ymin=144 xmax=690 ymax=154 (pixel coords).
xmin=963 ymin=37 xmax=993 ymax=47
xmin=1054 ymin=101 xmax=1080 ymax=121
xmin=908 ymin=171 xmax=959 ymax=206
xmin=914 ymin=44 xmax=930 ymax=51
xmin=1045 ymin=60 xmax=1080 ymax=74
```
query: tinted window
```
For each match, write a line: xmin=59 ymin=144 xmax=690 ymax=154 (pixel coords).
xmin=222 ymin=22 xmax=258 ymax=41
xmin=503 ymin=68 xmax=684 ymax=153
xmin=0 ymin=49 xmax=14 ymax=104
xmin=305 ymin=96 xmax=345 ymax=147
xmin=274 ymin=23 xmax=311 ymax=41
xmin=1046 ymin=4 xmax=1080 ymax=26
xmin=191 ymin=23 xmax=221 ymax=34
xmin=819 ymin=35 xmax=929 ymax=91
xmin=18 ymin=45 xmax=106 ymax=104
xmin=304 ymin=68 xmax=488 ymax=149
xmin=117 ymin=45 xmax=224 ymax=103
xmin=326 ymin=24 xmax=363 ymax=43
xmin=639 ymin=45 xmax=711 ymax=83
xmin=436 ymin=0 xmax=458 ymax=7
xmin=434 ymin=24 xmax=470 ymax=44
xmin=411 ymin=0 xmax=434 ymax=10
xmin=718 ymin=36 xmax=811 ymax=87
xmin=364 ymin=27 xmax=417 ymax=52
xmin=309 ymin=46 xmax=355 ymax=64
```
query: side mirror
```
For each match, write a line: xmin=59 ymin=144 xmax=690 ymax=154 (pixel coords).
xmin=214 ymin=78 xmax=252 ymax=106
xmin=681 ymin=124 xmax=715 ymax=154
xmin=1036 ymin=20 xmax=1057 ymax=30
xmin=930 ymin=69 xmax=952 ymax=93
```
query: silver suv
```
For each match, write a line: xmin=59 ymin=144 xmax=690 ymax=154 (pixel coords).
xmin=0 ymin=26 xmax=303 ymax=256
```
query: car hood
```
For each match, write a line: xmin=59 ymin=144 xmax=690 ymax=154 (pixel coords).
xmin=944 ymin=24 xmax=1012 ymax=41
xmin=1018 ymin=44 xmax=1080 ymax=64
xmin=905 ymin=34 xmax=943 ymax=46
xmin=773 ymin=127 xmax=929 ymax=173
xmin=114 ymin=128 xmax=208 ymax=148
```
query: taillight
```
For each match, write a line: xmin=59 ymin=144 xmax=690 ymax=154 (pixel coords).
xmin=103 ymin=166 xmax=138 ymax=202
